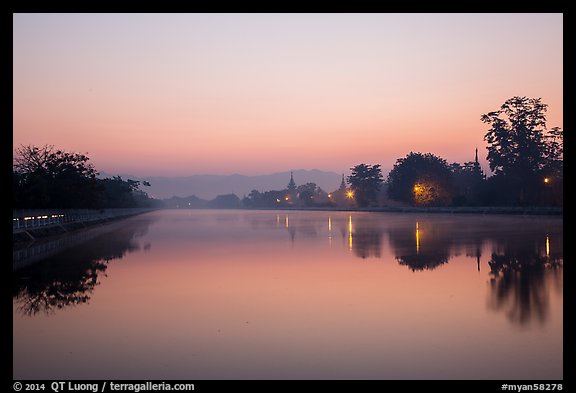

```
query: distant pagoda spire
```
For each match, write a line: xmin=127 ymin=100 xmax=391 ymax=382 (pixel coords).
xmin=338 ymin=173 xmax=347 ymax=191
xmin=473 ymin=147 xmax=485 ymax=179
xmin=287 ymin=171 xmax=297 ymax=192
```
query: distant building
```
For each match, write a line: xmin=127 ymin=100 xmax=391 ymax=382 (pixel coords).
xmin=285 ymin=171 xmax=297 ymax=205
xmin=451 ymin=148 xmax=486 ymax=205
xmin=287 ymin=171 xmax=297 ymax=193
xmin=329 ymin=174 xmax=355 ymax=208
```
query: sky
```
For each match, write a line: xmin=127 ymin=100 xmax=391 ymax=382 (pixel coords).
xmin=13 ymin=13 xmax=563 ymax=177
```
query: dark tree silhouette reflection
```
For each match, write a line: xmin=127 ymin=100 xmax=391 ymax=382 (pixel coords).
xmin=487 ymin=233 xmax=563 ymax=326
xmin=14 ymin=258 xmax=107 ymax=316
xmin=13 ymin=218 xmax=152 ymax=316
xmin=352 ymin=226 xmax=384 ymax=259
xmin=396 ymin=254 xmax=450 ymax=271
xmin=388 ymin=220 xmax=452 ymax=271
xmin=328 ymin=215 xmax=386 ymax=259
xmin=243 ymin=212 xmax=562 ymax=327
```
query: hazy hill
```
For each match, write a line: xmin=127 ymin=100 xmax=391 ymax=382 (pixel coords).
xmin=100 ymin=169 xmax=343 ymax=200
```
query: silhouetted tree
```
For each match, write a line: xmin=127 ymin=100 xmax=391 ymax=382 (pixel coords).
xmin=13 ymin=170 xmax=28 ymax=207
xmin=297 ymin=182 xmax=317 ymax=206
xmin=242 ymin=188 xmax=294 ymax=208
xmin=99 ymin=176 xmax=158 ymax=208
xmin=347 ymin=164 xmax=383 ymax=207
xmin=543 ymin=126 xmax=563 ymax=174
xmin=99 ymin=176 xmax=141 ymax=207
xmin=481 ymin=97 xmax=563 ymax=205
xmin=482 ymin=97 xmax=548 ymax=177
xmin=13 ymin=144 xmax=56 ymax=173
xmin=386 ymin=152 xmax=454 ymax=206
xmin=540 ymin=126 xmax=563 ymax=206
xmin=208 ymin=194 xmax=241 ymax=208
xmin=13 ymin=144 xmax=157 ymax=209
xmin=450 ymin=153 xmax=485 ymax=206
xmin=242 ymin=189 xmax=261 ymax=208
xmin=13 ymin=144 xmax=102 ymax=208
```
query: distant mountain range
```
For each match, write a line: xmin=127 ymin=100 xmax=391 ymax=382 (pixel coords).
xmin=99 ymin=169 xmax=343 ymax=200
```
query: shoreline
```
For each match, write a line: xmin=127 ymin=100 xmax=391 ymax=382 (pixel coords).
xmin=13 ymin=205 xmax=562 ymax=245
xmin=167 ymin=205 xmax=563 ymax=216
xmin=329 ymin=206 xmax=563 ymax=216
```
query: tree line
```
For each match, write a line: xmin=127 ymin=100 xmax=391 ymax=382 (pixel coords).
xmin=385 ymin=97 xmax=562 ymax=207
xmin=244 ymin=96 xmax=563 ymax=208
xmin=13 ymin=96 xmax=562 ymax=210
xmin=13 ymin=145 xmax=159 ymax=209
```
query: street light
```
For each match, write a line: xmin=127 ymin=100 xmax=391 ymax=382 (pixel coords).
xmin=544 ymin=177 xmax=550 ymax=184
xmin=346 ymin=190 xmax=354 ymax=199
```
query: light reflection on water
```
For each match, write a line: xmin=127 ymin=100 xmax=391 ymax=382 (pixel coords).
xmin=13 ymin=210 xmax=563 ymax=379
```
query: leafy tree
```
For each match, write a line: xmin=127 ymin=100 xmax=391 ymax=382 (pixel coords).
xmin=386 ymin=152 xmax=454 ymax=206
xmin=13 ymin=144 xmax=157 ymax=209
xmin=347 ymin=164 xmax=383 ymax=207
xmin=242 ymin=189 xmax=293 ymax=208
xmin=481 ymin=97 xmax=563 ymax=205
xmin=14 ymin=144 xmax=51 ymax=173
xmin=99 ymin=176 xmax=141 ymax=208
xmin=542 ymin=126 xmax=563 ymax=178
xmin=482 ymin=97 xmax=548 ymax=177
xmin=208 ymin=194 xmax=241 ymax=208
xmin=243 ymin=189 xmax=262 ymax=208
xmin=13 ymin=144 xmax=101 ymax=208
xmin=450 ymin=157 xmax=485 ymax=206
xmin=297 ymin=182 xmax=317 ymax=206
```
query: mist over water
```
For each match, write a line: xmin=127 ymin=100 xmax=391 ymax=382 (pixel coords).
xmin=13 ymin=210 xmax=562 ymax=379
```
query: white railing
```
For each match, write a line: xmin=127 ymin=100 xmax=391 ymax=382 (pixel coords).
xmin=13 ymin=208 xmax=154 ymax=231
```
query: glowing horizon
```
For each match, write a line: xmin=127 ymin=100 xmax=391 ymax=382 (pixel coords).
xmin=13 ymin=13 xmax=563 ymax=177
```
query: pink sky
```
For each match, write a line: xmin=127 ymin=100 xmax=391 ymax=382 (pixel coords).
xmin=13 ymin=13 xmax=563 ymax=177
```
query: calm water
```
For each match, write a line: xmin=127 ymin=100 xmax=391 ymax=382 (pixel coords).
xmin=13 ymin=210 xmax=563 ymax=380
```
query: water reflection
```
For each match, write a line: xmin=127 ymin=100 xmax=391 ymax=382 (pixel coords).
xmin=251 ymin=212 xmax=563 ymax=327
xmin=13 ymin=216 xmax=153 ymax=316
xmin=487 ymin=232 xmax=563 ymax=326
xmin=388 ymin=220 xmax=451 ymax=271
xmin=350 ymin=219 xmax=384 ymax=259
xmin=13 ymin=210 xmax=563 ymax=379
xmin=14 ymin=211 xmax=563 ymax=328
